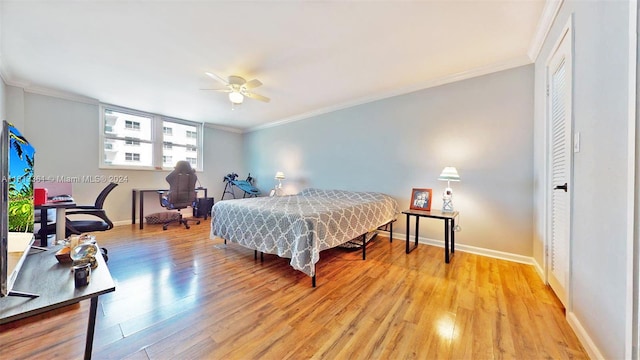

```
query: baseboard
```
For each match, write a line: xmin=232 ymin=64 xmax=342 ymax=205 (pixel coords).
xmin=532 ymin=258 xmax=545 ymax=282
xmin=567 ymin=311 xmax=606 ymax=360
xmin=380 ymin=230 xmax=535 ymax=265
xmin=113 ymin=220 xmax=134 ymax=227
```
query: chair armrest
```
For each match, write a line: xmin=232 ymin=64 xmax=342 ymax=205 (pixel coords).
xmin=158 ymin=191 xmax=172 ymax=208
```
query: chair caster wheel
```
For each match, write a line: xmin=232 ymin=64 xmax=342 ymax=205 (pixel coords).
xmin=162 ymin=225 xmax=168 ymax=230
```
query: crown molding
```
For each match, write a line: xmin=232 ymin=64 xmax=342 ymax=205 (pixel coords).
xmin=246 ymin=56 xmax=532 ymax=133
xmin=4 ymin=79 xmax=99 ymax=106
xmin=528 ymin=0 xmax=564 ymax=62
xmin=204 ymin=121 xmax=243 ymax=134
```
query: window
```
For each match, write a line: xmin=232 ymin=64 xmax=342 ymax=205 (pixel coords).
xmin=162 ymin=119 xmax=200 ymax=169
xmin=100 ymin=105 xmax=203 ymax=170
xmin=125 ymin=120 xmax=140 ymax=130
xmin=125 ymin=152 xmax=140 ymax=162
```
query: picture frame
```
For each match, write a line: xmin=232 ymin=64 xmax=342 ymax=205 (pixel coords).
xmin=409 ymin=188 xmax=432 ymax=211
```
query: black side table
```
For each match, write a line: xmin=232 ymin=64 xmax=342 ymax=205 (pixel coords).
xmin=403 ymin=209 xmax=459 ymax=263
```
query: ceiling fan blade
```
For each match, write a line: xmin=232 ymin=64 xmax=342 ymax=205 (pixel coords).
xmin=244 ymin=79 xmax=262 ymax=89
xmin=245 ymin=92 xmax=270 ymax=103
xmin=228 ymin=75 xmax=246 ymax=86
xmin=205 ymin=72 xmax=228 ymax=85
xmin=200 ymin=88 xmax=232 ymax=92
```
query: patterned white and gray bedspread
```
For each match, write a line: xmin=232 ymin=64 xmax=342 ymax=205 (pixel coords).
xmin=210 ymin=188 xmax=399 ymax=276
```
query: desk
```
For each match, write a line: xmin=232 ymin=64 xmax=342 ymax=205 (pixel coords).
xmin=35 ymin=201 xmax=76 ymax=247
xmin=403 ymin=209 xmax=459 ymax=263
xmin=132 ymin=187 xmax=207 ymax=229
xmin=0 ymin=245 xmax=115 ymax=359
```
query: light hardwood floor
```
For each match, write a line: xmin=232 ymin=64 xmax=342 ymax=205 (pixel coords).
xmin=0 ymin=221 xmax=588 ymax=359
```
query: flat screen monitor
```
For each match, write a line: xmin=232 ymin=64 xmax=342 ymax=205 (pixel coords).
xmin=0 ymin=120 xmax=36 ymax=297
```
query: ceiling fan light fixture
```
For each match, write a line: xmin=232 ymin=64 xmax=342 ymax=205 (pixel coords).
xmin=229 ymin=91 xmax=244 ymax=104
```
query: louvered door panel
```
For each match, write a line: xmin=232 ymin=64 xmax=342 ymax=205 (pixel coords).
xmin=546 ymin=25 xmax=572 ymax=308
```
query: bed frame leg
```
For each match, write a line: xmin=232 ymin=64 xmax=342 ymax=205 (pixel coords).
xmin=254 ymin=250 xmax=264 ymax=262
xmin=390 ymin=221 xmax=393 ymax=243
xmin=312 ymin=275 xmax=316 ymax=287
xmin=362 ymin=233 xmax=366 ymax=260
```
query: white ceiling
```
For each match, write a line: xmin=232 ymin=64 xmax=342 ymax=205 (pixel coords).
xmin=0 ymin=1 xmax=547 ymax=131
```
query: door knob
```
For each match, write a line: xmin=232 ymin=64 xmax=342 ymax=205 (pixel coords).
xmin=554 ymin=183 xmax=568 ymax=192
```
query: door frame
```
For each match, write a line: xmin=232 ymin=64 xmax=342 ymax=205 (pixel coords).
xmin=544 ymin=16 xmax=574 ymax=311
xmin=626 ymin=1 xmax=638 ymax=358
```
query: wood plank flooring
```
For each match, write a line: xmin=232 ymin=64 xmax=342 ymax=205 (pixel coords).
xmin=0 ymin=221 xmax=588 ymax=359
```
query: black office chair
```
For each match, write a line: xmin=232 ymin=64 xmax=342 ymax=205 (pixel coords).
xmin=158 ymin=161 xmax=201 ymax=230
xmin=39 ymin=182 xmax=118 ymax=238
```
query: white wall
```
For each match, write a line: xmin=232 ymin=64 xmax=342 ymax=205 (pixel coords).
xmin=533 ymin=1 xmax=635 ymax=358
xmin=245 ymin=65 xmax=534 ymax=257
xmin=6 ymin=87 xmax=244 ymax=224
xmin=0 ymin=78 xmax=5 ymax=120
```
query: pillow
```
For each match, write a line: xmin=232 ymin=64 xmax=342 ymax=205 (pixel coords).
xmin=145 ymin=211 xmax=181 ymax=224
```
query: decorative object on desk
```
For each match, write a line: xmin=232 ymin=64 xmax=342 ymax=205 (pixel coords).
xmin=438 ymin=167 xmax=460 ymax=213
xmin=73 ymin=255 xmax=98 ymax=269
xmin=73 ymin=263 xmax=91 ymax=287
xmin=55 ymin=246 xmax=73 ymax=263
xmin=70 ymin=243 xmax=99 ymax=261
xmin=409 ymin=188 xmax=432 ymax=211
xmin=71 ymin=243 xmax=99 ymax=269
xmin=79 ymin=234 xmax=96 ymax=244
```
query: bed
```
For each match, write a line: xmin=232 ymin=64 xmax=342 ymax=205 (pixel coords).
xmin=210 ymin=188 xmax=399 ymax=285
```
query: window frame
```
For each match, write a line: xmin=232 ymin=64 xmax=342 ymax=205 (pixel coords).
xmin=99 ymin=104 xmax=204 ymax=171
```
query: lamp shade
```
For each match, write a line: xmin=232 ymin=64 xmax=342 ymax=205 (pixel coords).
xmin=438 ymin=167 xmax=460 ymax=182
xmin=274 ymin=171 xmax=285 ymax=180
xmin=229 ymin=91 xmax=244 ymax=104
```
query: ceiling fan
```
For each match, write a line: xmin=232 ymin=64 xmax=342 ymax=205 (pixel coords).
xmin=204 ymin=72 xmax=270 ymax=107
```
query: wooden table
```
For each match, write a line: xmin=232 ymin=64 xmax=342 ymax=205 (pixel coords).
xmin=0 ymin=245 xmax=115 ymax=359
xmin=403 ymin=209 xmax=459 ymax=263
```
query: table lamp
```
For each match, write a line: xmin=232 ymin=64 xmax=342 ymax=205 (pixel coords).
xmin=274 ymin=171 xmax=285 ymax=189
xmin=438 ymin=167 xmax=460 ymax=212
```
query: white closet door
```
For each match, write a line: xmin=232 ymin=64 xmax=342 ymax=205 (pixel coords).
xmin=547 ymin=23 xmax=573 ymax=308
